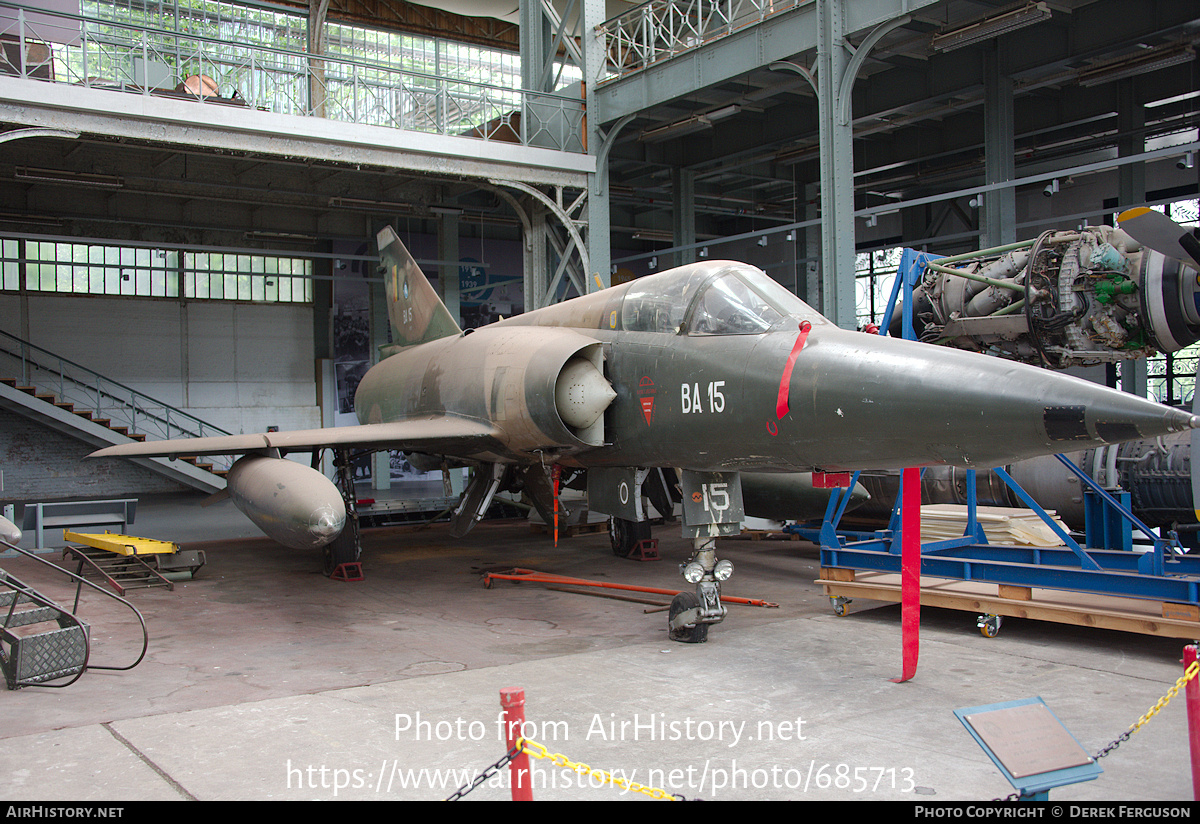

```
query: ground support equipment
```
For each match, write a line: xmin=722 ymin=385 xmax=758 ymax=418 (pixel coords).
xmin=818 ymin=462 xmax=1200 ymax=637
xmin=62 ymin=530 xmax=204 ymax=595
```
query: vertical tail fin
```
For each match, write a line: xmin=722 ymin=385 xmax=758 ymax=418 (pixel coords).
xmin=377 ymin=226 xmax=462 ymax=354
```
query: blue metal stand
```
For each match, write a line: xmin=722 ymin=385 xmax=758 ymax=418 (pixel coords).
xmin=813 ymin=249 xmax=1200 ymax=608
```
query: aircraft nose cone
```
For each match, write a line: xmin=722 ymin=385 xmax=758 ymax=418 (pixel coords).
xmin=781 ymin=327 xmax=1200 ymax=471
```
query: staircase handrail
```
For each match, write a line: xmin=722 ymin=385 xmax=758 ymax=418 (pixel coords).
xmin=0 ymin=327 xmax=233 ymax=445
xmin=1 ymin=537 xmax=149 ymax=682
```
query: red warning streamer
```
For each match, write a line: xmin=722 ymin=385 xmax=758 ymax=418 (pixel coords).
xmin=776 ymin=320 xmax=812 ymax=419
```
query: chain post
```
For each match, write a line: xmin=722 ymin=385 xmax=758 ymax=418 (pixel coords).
xmin=1186 ymin=645 xmax=1200 ymax=800
xmin=500 ymin=687 xmax=533 ymax=801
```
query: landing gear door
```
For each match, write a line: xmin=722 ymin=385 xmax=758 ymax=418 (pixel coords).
xmin=680 ymin=470 xmax=744 ymax=539
xmin=587 ymin=467 xmax=649 ymax=522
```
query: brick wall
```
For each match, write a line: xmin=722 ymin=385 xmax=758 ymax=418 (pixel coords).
xmin=0 ymin=408 xmax=192 ymax=502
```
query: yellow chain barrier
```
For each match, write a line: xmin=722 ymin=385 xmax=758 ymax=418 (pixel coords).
xmin=1095 ymin=659 xmax=1200 ymax=762
xmin=517 ymin=737 xmax=680 ymax=800
xmin=1129 ymin=661 xmax=1200 ymax=736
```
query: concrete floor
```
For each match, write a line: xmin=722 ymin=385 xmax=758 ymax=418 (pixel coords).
xmin=0 ymin=492 xmax=1197 ymax=802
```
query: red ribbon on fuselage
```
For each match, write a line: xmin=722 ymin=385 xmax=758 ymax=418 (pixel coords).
xmin=776 ymin=320 xmax=812 ymax=420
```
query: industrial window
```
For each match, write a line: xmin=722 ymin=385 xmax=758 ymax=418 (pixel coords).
xmin=855 ymin=247 xmax=903 ymax=331
xmin=186 ymin=252 xmax=313 ymax=303
xmin=22 ymin=240 xmax=179 ymax=297
xmin=1 ymin=239 xmax=312 ymax=304
xmin=0 ymin=239 xmax=17 ymax=291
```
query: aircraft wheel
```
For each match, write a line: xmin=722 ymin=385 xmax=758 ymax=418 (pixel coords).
xmin=609 ymin=518 xmax=650 ymax=558
xmin=668 ymin=591 xmax=709 ymax=644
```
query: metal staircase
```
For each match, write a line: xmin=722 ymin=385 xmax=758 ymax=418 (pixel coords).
xmin=0 ymin=539 xmax=148 ymax=689
xmin=0 ymin=328 xmax=231 ymax=491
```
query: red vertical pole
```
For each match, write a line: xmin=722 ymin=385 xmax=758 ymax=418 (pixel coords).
xmin=1185 ymin=646 xmax=1200 ymax=800
xmin=500 ymin=688 xmax=533 ymax=801
xmin=891 ymin=466 xmax=921 ymax=683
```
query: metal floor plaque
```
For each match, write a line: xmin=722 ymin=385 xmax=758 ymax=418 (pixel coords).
xmin=961 ymin=701 xmax=1093 ymax=779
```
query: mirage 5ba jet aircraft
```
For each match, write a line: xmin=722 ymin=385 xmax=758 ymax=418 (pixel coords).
xmin=92 ymin=225 xmax=1198 ymax=642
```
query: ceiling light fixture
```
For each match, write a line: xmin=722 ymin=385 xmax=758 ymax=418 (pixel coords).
xmin=631 ymin=229 xmax=674 ymax=242
xmin=639 ymin=105 xmax=741 ymax=143
xmin=15 ymin=166 xmax=123 ymax=189
xmin=243 ymin=231 xmax=317 ymax=244
xmin=1077 ymin=44 xmax=1195 ymax=87
xmin=931 ymin=2 xmax=1052 ymax=53
xmin=328 ymin=196 xmax=414 ymax=212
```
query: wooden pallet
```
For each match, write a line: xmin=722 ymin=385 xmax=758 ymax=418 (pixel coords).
xmin=529 ymin=520 xmax=608 ymax=538
xmin=818 ymin=567 xmax=1200 ymax=639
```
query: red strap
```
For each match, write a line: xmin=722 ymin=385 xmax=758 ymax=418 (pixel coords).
xmin=776 ymin=321 xmax=812 ymax=419
xmin=892 ymin=466 xmax=921 ymax=683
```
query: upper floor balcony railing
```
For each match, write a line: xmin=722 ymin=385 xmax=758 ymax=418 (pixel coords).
xmin=0 ymin=1 xmax=586 ymax=154
xmin=598 ymin=0 xmax=807 ymax=82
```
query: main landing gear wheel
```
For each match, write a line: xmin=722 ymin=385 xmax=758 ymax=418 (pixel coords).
xmin=609 ymin=517 xmax=650 ymax=558
xmin=668 ymin=591 xmax=709 ymax=644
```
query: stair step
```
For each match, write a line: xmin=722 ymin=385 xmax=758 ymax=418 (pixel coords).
xmin=2 ymin=606 xmax=62 ymax=628
xmin=3 ymin=624 xmax=89 ymax=688
xmin=0 ymin=591 xmax=34 ymax=609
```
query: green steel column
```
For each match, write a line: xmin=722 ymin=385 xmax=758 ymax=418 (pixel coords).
xmin=437 ymin=211 xmax=461 ymax=325
xmin=584 ymin=0 xmax=610 ymax=290
xmin=983 ymin=44 xmax=1016 ymax=247
xmin=672 ymin=167 xmax=696 ymax=267
xmin=1118 ymin=77 xmax=1148 ymax=398
xmin=816 ymin=0 xmax=856 ymax=330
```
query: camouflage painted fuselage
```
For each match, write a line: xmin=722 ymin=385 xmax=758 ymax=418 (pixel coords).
xmin=354 ymin=259 xmax=1196 ymax=474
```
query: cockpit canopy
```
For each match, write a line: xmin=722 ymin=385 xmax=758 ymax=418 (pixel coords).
xmin=620 ymin=261 xmax=821 ymax=335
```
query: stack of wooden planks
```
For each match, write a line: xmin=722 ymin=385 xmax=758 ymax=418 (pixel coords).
xmin=919 ymin=505 xmax=1067 ymax=547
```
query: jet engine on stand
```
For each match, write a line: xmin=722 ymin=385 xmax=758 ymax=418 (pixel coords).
xmin=888 ymin=222 xmax=1200 ymax=367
